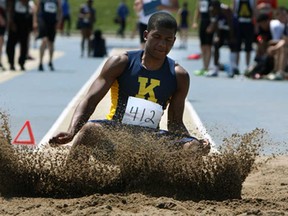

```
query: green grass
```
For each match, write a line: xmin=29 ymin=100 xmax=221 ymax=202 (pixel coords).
xmin=68 ymin=0 xmax=287 ymax=35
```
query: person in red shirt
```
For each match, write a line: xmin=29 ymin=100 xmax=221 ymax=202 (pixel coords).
xmin=256 ymin=0 xmax=278 ymax=18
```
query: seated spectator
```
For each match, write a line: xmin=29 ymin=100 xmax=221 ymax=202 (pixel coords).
xmin=265 ymin=7 xmax=288 ymax=80
xmin=245 ymin=12 xmax=286 ymax=80
xmin=91 ymin=29 xmax=107 ymax=58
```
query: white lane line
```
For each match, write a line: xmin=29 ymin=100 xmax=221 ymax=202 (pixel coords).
xmin=185 ymin=101 xmax=218 ymax=153
xmin=0 ymin=50 xmax=64 ymax=83
xmin=38 ymin=59 xmax=107 ymax=147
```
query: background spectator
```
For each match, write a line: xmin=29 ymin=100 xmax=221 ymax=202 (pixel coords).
xmin=60 ymin=0 xmax=71 ymax=36
xmin=177 ymin=1 xmax=189 ymax=49
xmin=245 ymin=12 xmax=284 ymax=79
xmin=265 ymin=7 xmax=288 ymax=80
xmin=116 ymin=0 xmax=129 ymax=38
xmin=78 ymin=0 xmax=96 ymax=57
xmin=91 ymin=29 xmax=106 ymax=57
xmin=256 ymin=0 xmax=278 ymax=18
xmin=136 ymin=0 xmax=179 ymax=49
xmin=6 ymin=0 xmax=34 ymax=71
xmin=0 ymin=0 xmax=6 ymax=71
xmin=233 ymin=0 xmax=256 ymax=73
xmin=35 ymin=0 xmax=62 ymax=71
xmin=206 ymin=1 xmax=239 ymax=78
xmin=192 ymin=0 xmax=213 ymax=76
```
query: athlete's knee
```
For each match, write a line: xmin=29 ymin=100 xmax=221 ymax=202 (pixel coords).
xmin=80 ymin=122 xmax=103 ymax=136
xmin=183 ymin=139 xmax=211 ymax=156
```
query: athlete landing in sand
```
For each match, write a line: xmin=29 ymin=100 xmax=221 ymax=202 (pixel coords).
xmin=49 ymin=12 xmax=211 ymax=161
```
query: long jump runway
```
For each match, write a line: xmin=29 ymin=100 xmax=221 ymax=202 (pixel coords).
xmin=0 ymin=35 xmax=287 ymax=154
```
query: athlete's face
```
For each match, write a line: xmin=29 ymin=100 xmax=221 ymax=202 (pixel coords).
xmin=144 ymin=27 xmax=176 ymax=59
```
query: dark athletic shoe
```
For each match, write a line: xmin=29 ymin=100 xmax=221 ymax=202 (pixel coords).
xmin=20 ymin=64 xmax=25 ymax=71
xmin=38 ymin=64 xmax=44 ymax=71
xmin=10 ymin=65 xmax=15 ymax=71
xmin=48 ymin=62 xmax=54 ymax=71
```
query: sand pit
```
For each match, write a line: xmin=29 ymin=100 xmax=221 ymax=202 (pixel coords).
xmin=1 ymin=111 xmax=287 ymax=215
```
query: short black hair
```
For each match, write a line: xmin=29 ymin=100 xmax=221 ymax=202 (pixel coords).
xmin=210 ymin=0 xmax=221 ymax=9
xmin=147 ymin=12 xmax=178 ymax=34
xmin=256 ymin=14 xmax=270 ymax=23
xmin=94 ymin=29 xmax=102 ymax=39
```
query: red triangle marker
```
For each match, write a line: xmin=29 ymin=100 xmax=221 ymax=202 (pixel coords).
xmin=12 ymin=121 xmax=36 ymax=145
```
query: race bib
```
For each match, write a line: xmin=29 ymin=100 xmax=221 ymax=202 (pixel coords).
xmin=83 ymin=17 xmax=89 ymax=23
xmin=122 ymin=97 xmax=163 ymax=129
xmin=199 ymin=1 xmax=209 ymax=13
xmin=44 ymin=2 xmax=57 ymax=13
xmin=15 ymin=1 xmax=27 ymax=13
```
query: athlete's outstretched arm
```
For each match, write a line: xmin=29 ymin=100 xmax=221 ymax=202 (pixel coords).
xmin=49 ymin=54 xmax=128 ymax=145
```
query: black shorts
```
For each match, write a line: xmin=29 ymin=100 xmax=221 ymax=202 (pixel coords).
xmin=38 ymin=19 xmax=57 ymax=42
xmin=236 ymin=22 xmax=255 ymax=52
xmin=89 ymin=119 xmax=197 ymax=148
xmin=199 ymin=19 xmax=213 ymax=46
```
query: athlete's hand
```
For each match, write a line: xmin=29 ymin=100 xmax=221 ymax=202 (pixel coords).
xmin=49 ymin=132 xmax=74 ymax=146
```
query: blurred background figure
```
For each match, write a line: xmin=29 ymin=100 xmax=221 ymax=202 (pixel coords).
xmin=60 ymin=0 xmax=71 ymax=36
xmin=256 ymin=0 xmax=278 ymax=18
xmin=244 ymin=9 xmax=286 ymax=80
xmin=136 ymin=0 xmax=179 ymax=49
xmin=26 ymin=0 xmax=36 ymax=61
xmin=90 ymin=29 xmax=106 ymax=57
xmin=116 ymin=0 xmax=129 ymax=38
xmin=177 ymin=1 xmax=189 ymax=49
xmin=77 ymin=0 xmax=96 ymax=57
xmin=192 ymin=0 xmax=213 ymax=76
xmin=6 ymin=0 xmax=34 ymax=71
xmin=130 ymin=0 xmax=141 ymax=39
xmin=206 ymin=0 xmax=239 ymax=78
xmin=232 ymin=0 xmax=256 ymax=73
xmin=35 ymin=0 xmax=61 ymax=71
xmin=0 ymin=0 xmax=6 ymax=71
xmin=255 ymin=0 xmax=278 ymax=38
xmin=264 ymin=7 xmax=288 ymax=80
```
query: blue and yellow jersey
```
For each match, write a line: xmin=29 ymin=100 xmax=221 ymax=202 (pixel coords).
xmin=234 ymin=0 xmax=254 ymax=22
xmin=107 ymin=50 xmax=177 ymax=121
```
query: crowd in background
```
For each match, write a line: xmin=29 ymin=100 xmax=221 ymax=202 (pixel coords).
xmin=189 ymin=0 xmax=288 ymax=80
xmin=0 ymin=0 xmax=287 ymax=81
xmin=129 ymin=0 xmax=288 ymax=81
xmin=0 ymin=0 xmax=62 ymax=72
xmin=0 ymin=0 xmax=106 ymax=72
